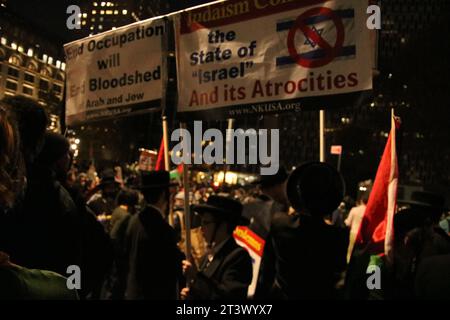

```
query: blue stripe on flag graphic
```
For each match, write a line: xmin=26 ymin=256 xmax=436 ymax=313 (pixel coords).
xmin=276 ymin=46 xmax=356 ymax=66
xmin=276 ymin=9 xmax=355 ymax=32
xmin=275 ymin=8 xmax=355 ymax=67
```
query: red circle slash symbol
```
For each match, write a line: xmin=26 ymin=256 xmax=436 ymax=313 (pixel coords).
xmin=287 ymin=7 xmax=344 ymax=68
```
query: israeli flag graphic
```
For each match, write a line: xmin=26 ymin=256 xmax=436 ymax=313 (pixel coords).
xmin=276 ymin=8 xmax=356 ymax=68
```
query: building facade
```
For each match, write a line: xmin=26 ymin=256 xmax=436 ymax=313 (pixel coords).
xmin=0 ymin=6 xmax=65 ymax=131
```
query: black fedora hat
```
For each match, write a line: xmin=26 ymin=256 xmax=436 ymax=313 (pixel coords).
xmin=138 ymin=170 xmax=178 ymax=190
xmin=398 ymin=191 xmax=446 ymax=211
xmin=192 ymin=195 xmax=248 ymax=226
xmin=286 ymin=162 xmax=345 ymax=217
xmin=252 ymin=166 xmax=288 ymax=187
xmin=97 ymin=168 xmax=121 ymax=188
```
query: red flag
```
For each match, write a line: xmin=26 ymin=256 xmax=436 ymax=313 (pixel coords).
xmin=355 ymin=116 xmax=400 ymax=262
xmin=155 ymin=138 xmax=165 ymax=171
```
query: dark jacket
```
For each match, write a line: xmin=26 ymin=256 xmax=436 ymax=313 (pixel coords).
xmin=65 ymin=184 xmax=113 ymax=300
xmin=188 ymin=237 xmax=253 ymax=300
xmin=124 ymin=205 xmax=184 ymax=300
xmin=7 ymin=166 xmax=83 ymax=276
xmin=271 ymin=213 xmax=348 ymax=299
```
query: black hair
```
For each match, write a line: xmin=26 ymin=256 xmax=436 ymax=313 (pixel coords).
xmin=116 ymin=188 xmax=139 ymax=207
xmin=2 ymin=96 xmax=48 ymax=168
xmin=143 ymin=187 xmax=168 ymax=205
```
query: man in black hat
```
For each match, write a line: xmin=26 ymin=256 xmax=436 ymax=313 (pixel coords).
xmin=87 ymin=169 xmax=121 ymax=218
xmin=124 ymin=171 xmax=184 ymax=300
xmin=244 ymin=166 xmax=290 ymax=239
xmin=245 ymin=166 xmax=289 ymax=299
xmin=271 ymin=162 xmax=349 ymax=299
xmin=180 ymin=195 xmax=252 ymax=300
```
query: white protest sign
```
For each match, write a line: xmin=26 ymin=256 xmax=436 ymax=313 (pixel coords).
xmin=64 ymin=18 xmax=165 ymax=124
xmin=174 ymin=0 xmax=372 ymax=119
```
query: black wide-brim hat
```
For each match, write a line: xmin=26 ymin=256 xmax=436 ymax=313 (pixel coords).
xmin=397 ymin=191 xmax=447 ymax=212
xmin=251 ymin=166 xmax=288 ymax=187
xmin=138 ymin=170 xmax=178 ymax=190
xmin=286 ymin=162 xmax=345 ymax=217
xmin=96 ymin=168 xmax=122 ymax=189
xmin=192 ymin=195 xmax=249 ymax=226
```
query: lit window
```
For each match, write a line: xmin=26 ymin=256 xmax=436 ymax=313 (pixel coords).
xmin=43 ymin=54 xmax=48 ymax=62
xmin=114 ymin=10 xmax=118 ymax=15
xmin=61 ymin=62 xmax=66 ymax=71
xmin=106 ymin=10 xmax=112 ymax=14
xmin=27 ymin=48 xmax=33 ymax=57
xmin=92 ymin=10 xmax=97 ymax=14
xmin=0 ymin=37 xmax=6 ymax=45
xmin=99 ymin=25 xmax=103 ymax=30
xmin=82 ymin=13 xmax=87 ymax=18
xmin=122 ymin=9 xmax=127 ymax=15
xmin=18 ymin=46 xmax=24 ymax=53
xmin=100 ymin=10 xmax=104 ymax=14
xmin=27 ymin=62 xmax=37 ymax=71
xmin=93 ymin=2 xmax=97 ymax=6
xmin=56 ymin=60 xmax=61 ymax=68
xmin=48 ymin=56 xmax=53 ymax=65
xmin=8 ymin=56 xmax=20 ymax=66
xmin=101 ymin=2 xmax=105 ymax=6
xmin=82 ymin=21 xmax=87 ymax=25
xmin=90 ymin=26 xmax=94 ymax=30
xmin=11 ymin=42 xmax=17 ymax=50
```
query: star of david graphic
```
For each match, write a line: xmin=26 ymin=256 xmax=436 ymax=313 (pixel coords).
xmin=303 ymin=25 xmax=324 ymax=48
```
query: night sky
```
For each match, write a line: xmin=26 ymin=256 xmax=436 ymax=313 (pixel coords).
xmin=7 ymin=0 xmax=78 ymax=42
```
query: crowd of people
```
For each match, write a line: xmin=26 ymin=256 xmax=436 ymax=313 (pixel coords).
xmin=0 ymin=96 xmax=449 ymax=300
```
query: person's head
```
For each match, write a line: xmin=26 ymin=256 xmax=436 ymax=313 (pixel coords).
xmin=193 ymin=195 xmax=244 ymax=245
xmin=116 ymin=188 xmax=139 ymax=213
xmin=99 ymin=169 xmax=121 ymax=199
xmin=286 ymin=162 xmax=345 ymax=218
xmin=139 ymin=171 xmax=176 ymax=213
xmin=77 ymin=173 xmax=87 ymax=186
xmin=397 ymin=191 xmax=446 ymax=226
xmin=3 ymin=96 xmax=48 ymax=168
xmin=34 ymin=132 xmax=72 ymax=180
xmin=0 ymin=104 xmax=24 ymax=208
xmin=357 ymin=180 xmax=372 ymax=205
xmin=255 ymin=166 xmax=289 ymax=204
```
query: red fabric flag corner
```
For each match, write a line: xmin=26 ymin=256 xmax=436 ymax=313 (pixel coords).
xmin=155 ymin=138 xmax=165 ymax=171
xmin=355 ymin=116 xmax=400 ymax=262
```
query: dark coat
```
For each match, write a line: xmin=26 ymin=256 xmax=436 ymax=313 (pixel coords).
xmin=65 ymin=184 xmax=113 ymax=300
xmin=270 ymin=213 xmax=348 ymax=299
xmin=188 ymin=237 xmax=252 ymax=300
xmin=124 ymin=205 xmax=184 ymax=300
xmin=6 ymin=166 xmax=83 ymax=276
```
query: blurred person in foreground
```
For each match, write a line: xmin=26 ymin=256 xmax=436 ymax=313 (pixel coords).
xmin=270 ymin=162 xmax=349 ymax=299
xmin=0 ymin=101 xmax=77 ymax=299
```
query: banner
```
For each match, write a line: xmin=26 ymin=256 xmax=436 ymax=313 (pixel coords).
xmin=233 ymin=226 xmax=266 ymax=298
xmin=138 ymin=148 xmax=157 ymax=172
xmin=64 ymin=18 xmax=165 ymax=125
xmin=174 ymin=0 xmax=372 ymax=119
